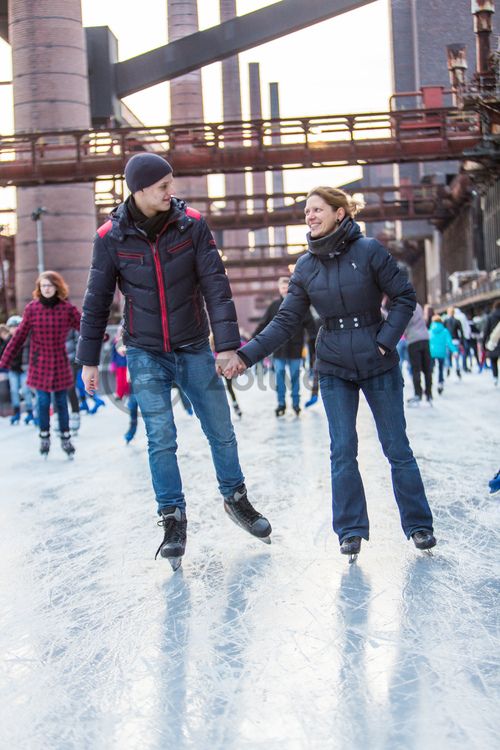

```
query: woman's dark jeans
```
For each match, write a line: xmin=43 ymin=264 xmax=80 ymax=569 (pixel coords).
xmin=37 ymin=389 xmax=69 ymax=433
xmin=320 ymin=365 xmax=434 ymax=544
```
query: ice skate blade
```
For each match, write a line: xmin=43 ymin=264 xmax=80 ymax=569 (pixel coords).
xmin=260 ymin=535 xmax=272 ymax=545
xmin=421 ymin=549 xmax=434 ymax=557
xmin=348 ymin=553 xmax=358 ymax=564
xmin=167 ymin=556 xmax=183 ymax=572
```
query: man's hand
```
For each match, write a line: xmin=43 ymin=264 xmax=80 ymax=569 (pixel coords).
xmin=82 ymin=365 xmax=99 ymax=395
xmin=216 ymin=350 xmax=247 ymax=379
xmin=378 ymin=346 xmax=386 ymax=356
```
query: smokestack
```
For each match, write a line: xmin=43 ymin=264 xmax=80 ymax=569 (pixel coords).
xmin=269 ymin=83 xmax=287 ymax=256
xmin=248 ymin=63 xmax=270 ymax=254
xmin=9 ymin=0 xmax=96 ymax=308
xmin=471 ymin=0 xmax=495 ymax=76
xmin=219 ymin=0 xmax=255 ymax=334
xmin=447 ymin=44 xmax=468 ymax=104
xmin=220 ymin=0 xmax=247 ymax=247
xmin=167 ymin=0 xmax=208 ymax=200
xmin=447 ymin=44 xmax=468 ymax=87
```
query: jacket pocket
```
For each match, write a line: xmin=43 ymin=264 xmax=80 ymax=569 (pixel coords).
xmin=167 ymin=239 xmax=192 ymax=254
xmin=117 ymin=251 xmax=144 ymax=264
xmin=317 ymin=330 xmax=343 ymax=365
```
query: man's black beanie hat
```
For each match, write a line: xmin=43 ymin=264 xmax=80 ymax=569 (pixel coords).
xmin=124 ymin=153 xmax=173 ymax=193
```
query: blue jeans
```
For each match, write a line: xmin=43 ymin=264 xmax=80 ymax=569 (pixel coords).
xmin=319 ymin=365 xmax=433 ymax=543
xmin=37 ymin=389 xmax=69 ymax=433
xmin=8 ymin=371 xmax=33 ymax=410
xmin=126 ymin=342 xmax=244 ymax=513
xmin=273 ymin=357 xmax=301 ymax=407
xmin=433 ymin=357 xmax=445 ymax=385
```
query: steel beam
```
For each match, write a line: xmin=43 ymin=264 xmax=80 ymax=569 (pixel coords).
xmin=115 ymin=0 xmax=377 ymax=98
xmin=95 ymin=185 xmax=458 ymax=228
xmin=0 ymin=0 xmax=7 ymax=43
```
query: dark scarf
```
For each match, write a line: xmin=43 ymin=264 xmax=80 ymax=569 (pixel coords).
xmin=39 ymin=294 xmax=60 ymax=308
xmin=126 ymin=195 xmax=172 ymax=241
xmin=307 ymin=217 xmax=363 ymax=258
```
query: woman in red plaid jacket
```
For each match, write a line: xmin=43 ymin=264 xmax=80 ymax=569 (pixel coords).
xmin=0 ymin=271 xmax=81 ymax=457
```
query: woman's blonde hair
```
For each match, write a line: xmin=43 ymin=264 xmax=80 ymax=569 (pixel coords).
xmin=33 ymin=270 xmax=69 ymax=300
xmin=432 ymin=314 xmax=443 ymax=322
xmin=306 ymin=186 xmax=364 ymax=218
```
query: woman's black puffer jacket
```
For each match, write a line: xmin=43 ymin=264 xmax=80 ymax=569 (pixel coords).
xmin=239 ymin=218 xmax=416 ymax=380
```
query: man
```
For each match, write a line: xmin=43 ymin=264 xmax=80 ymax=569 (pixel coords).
xmin=444 ymin=306 xmax=464 ymax=379
xmin=483 ymin=299 xmax=500 ymax=386
xmin=4 ymin=315 xmax=35 ymax=425
xmin=454 ymin=306 xmax=472 ymax=372
xmin=76 ymin=153 xmax=271 ymax=570
xmin=404 ymin=302 xmax=433 ymax=406
xmin=253 ymin=276 xmax=316 ymax=416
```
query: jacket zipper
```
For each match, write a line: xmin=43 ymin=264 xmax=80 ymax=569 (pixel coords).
xmin=335 ymin=256 xmax=348 ymax=311
xmin=147 ymin=223 xmax=172 ymax=352
xmin=127 ymin=296 xmax=134 ymax=334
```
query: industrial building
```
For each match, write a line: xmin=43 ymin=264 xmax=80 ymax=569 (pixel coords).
xmin=0 ymin=0 xmax=499 ymax=332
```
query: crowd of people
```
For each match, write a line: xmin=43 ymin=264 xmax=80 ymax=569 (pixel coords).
xmin=1 ymin=154 xmax=499 ymax=567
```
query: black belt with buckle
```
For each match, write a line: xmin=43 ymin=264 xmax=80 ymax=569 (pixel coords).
xmin=323 ymin=311 xmax=382 ymax=331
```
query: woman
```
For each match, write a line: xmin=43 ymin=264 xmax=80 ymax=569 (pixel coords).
xmin=0 ymin=271 xmax=81 ymax=457
xmin=228 ymin=187 xmax=436 ymax=558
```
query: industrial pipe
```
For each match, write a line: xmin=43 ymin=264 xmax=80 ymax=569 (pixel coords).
xmin=471 ymin=0 xmax=495 ymax=76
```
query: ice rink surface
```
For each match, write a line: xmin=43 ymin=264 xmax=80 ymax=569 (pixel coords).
xmin=1 ymin=368 xmax=499 ymax=749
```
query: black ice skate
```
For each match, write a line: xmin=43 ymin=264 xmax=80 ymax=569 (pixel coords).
xmin=275 ymin=405 xmax=286 ymax=417
xmin=224 ymin=485 xmax=272 ymax=544
xmin=232 ymin=402 xmax=242 ymax=418
xmin=293 ymin=405 xmax=301 ymax=416
xmin=39 ymin=431 xmax=50 ymax=458
xmin=340 ymin=536 xmax=361 ymax=564
xmin=155 ymin=506 xmax=187 ymax=571
xmin=60 ymin=432 xmax=76 ymax=459
xmin=412 ymin=530 xmax=436 ymax=554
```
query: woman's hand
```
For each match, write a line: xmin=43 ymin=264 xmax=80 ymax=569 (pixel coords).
xmin=82 ymin=365 xmax=99 ymax=394
xmin=220 ymin=352 xmax=247 ymax=378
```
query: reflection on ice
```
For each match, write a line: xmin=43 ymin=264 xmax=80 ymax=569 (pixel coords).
xmin=0 ymin=371 xmax=499 ymax=748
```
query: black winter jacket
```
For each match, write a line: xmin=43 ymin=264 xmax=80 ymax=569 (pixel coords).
xmin=76 ymin=199 xmax=240 ymax=366
xmin=483 ymin=308 xmax=500 ymax=358
xmin=444 ymin=316 xmax=464 ymax=342
xmin=253 ymin=297 xmax=316 ymax=359
xmin=239 ymin=219 xmax=416 ymax=380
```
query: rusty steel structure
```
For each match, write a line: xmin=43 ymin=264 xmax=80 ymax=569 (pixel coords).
xmin=0 ymin=107 xmax=483 ymax=188
xmin=92 ymin=184 xmax=466 ymax=229
xmin=0 ymin=0 xmax=499 ymax=314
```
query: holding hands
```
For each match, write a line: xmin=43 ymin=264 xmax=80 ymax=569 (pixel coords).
xmin=216 ymin=350 xmax=247 ymax=379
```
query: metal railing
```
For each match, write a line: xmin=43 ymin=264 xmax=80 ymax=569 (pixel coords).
xmin=0 ymin=107 xmax=483 ymax=187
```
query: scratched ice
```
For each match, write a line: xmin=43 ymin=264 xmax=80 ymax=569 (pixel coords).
xmin=0 ymin=369 xmax=499 ymax=749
